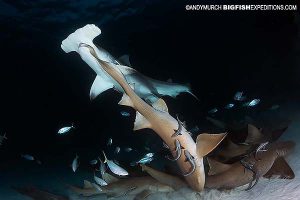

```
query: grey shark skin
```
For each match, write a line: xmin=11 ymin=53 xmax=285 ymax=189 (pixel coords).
xmin=61 ymin=24 xmax=227 ymax=191
xmin=67 ymin=176 xmax=174 ymax=199
xmin=61 ymin=24 xmax=195 ymax=103
xmin=205 ymin=141 xmax=295 ymax=189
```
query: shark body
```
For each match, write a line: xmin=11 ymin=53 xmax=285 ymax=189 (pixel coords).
xmin=61 ymin=24 xmax=195 ymax=103
xmin=67 ymin=176 xmax=174 ymax=199
xmin=205 ymin=141 xmax=295 ymax=189
xmin=61 ymin=24 xmax=226 ymax=191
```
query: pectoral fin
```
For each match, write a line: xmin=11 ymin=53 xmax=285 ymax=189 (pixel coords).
xmin=152 ymin=98 xmax=169 ymax=112
xmin=90 ymin=75 xmax=114 ymax=100
xmin=246 ymin=124 xmax=264 ymax=144
xmin=134 ymin=112 xmax=151 ymax=131
xmin=207 ymin=157 xmax=232 ymax=175
xmin=134 ymin=190 xmax=152 ymax=200
xmin=196 ymin=133 xmax=227 ymax=157
xmin=263 ymin=157 xmax=295 ymax=179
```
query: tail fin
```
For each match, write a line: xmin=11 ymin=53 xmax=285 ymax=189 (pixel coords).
xmin=61 ymin=24 xmax=101 ymax=53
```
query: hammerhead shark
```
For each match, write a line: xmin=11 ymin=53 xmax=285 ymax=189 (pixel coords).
xmin=61 ymin=24 xmax=227 ymax=191
xmin=205 ymin=141 xmax=295 ymax=189
xmin=61 ymin=24 xmax=196 ymax=103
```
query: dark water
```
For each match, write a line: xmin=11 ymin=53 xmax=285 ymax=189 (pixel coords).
xmin=0 ymin=1 xmax=299 ymax=199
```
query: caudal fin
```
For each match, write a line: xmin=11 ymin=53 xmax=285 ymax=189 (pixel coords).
xmin=61 ymin=24 xmax=101 ymax=53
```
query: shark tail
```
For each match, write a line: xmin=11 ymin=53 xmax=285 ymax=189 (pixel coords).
xmin=61 ymin=24 xmax=101 ymax=53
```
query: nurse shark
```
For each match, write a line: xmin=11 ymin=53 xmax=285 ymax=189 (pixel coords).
xmin=61 ymin=24 xmax=196 ymax=103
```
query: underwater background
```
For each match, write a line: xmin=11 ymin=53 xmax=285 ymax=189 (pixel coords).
xmin=0 ymin=0 xmax=300 ymax=199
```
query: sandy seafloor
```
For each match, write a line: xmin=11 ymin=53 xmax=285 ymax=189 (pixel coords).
xmin=1 ymin=102 xmax=300 ymax=200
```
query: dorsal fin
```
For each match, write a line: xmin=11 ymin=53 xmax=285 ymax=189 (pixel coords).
xmin=83 ymin=180 xmax=94 ymax=189
xmin=152 ymin=98 xmax=168 ymax=112
xmin=118 ymin=54 xmax=132 ymax=67
xmin=133 ymin=111 xmax=151 ymax=131
xmin=196 ymin=133 xmax=227 ymax=157
xmin=207 ymin=157 xmax=232 ymax=175
xmin=102 ymin=172 xmax=119 ymax=184
xmin=246 ymin=124 xmax=264 ymax=144
xmin=263 ymin=157 xmax=295 ymax=179
xmin=118 ymin=93 xmax=134 ymax=108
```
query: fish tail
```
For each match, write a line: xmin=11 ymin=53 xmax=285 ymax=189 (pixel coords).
xmin=102 ymin=151 xmax=108 ymax=163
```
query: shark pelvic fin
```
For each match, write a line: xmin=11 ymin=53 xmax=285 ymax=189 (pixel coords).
xmin=134 ymin=112 xmax=151 ymax=131
xmin=90 ymin=75 xmax=114 ymax=100
xmin=118 ymin=93 xmax=134 ymax=108
xmin=61 ymin=24 xmax=101 ymax=53
xmin=83 ymin=180 xmax=94 ymax=189
xmin=102 ymin=172 xmax=119 ymax=184
xmin=263 ymin=157 xmax=295 ymax=179
xmin=152 ymin=98 xmax=169 ymax=113
xmin=207 ymin=157 xmax=232 ymax=175
xmin=246 ymin=124 xmax=264 ymax=144
xmin=196 ymin=133 xmax=227 ymax=157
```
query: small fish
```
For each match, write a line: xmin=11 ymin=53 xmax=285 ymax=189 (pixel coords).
xmin=234 ymin=91 xmax=246 ymax=101
xmin=90 ymin=159 xmax=98 ymax=165
xmin=114 ymin=146 xmax=121 ymax=154
xmin=72 ymin=154 xmax=79 ymax=172
xmin=270 ymin=104 xmax=280 ymax=110
xmin=145 ymin=153 xmax=154 ymax=158
xmin=137 ymin=156 xmax=154 ymax=165
xmin=124 ymin=147 xmax=133 ymax=152
xmin=0 ymin=133 xmax=7 ymax=146
xmin=224 ymin=103 xmax=235 ymax=109
xmin=244 ymin=99 xmax=260 ymax=107
xmin=144 ymin=146 xmax=150 ymax=151
xmin=208 ymin=108 xmax=218 ymax=114
xmin=107 ymin=138 xmax=112 ymax=146
xmin=255 ymin=142 xmax=269 ymax=159
xmin=94 ymin=174 xmax=108 ymax=186
xmin=97 ymin=157 xmax=106 ymax=176
xmin=183 ymin=150 xmax=195 ymax=176
xmin=102 ymin=151 xmax=128 ymax=176
xmin=21 ymin=154 xmax=34 ymax=161
xmin=172 ymin=115 xmax=185 ymax=137
xmin=120 ymin=111 xmax=130 ymax=117
xmin=166 ymin=139 xmax=182 ymax=161
xmin=58 ymin=124 xmax=75 ymax=135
